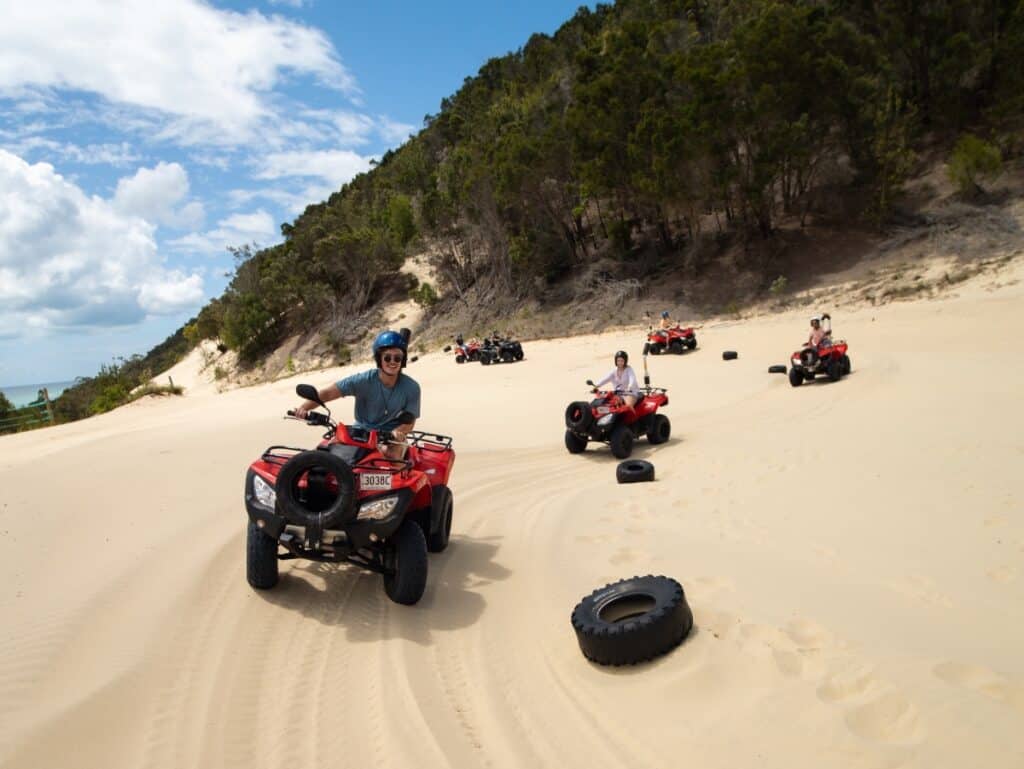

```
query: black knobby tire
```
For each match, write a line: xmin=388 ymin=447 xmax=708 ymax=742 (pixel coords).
xmin=246 ymin=521 xmax=279 ymax=589
xmin=646 ymin=414 xmax=670 ymax=445
xmin=455 ymin=355 xmax=465 ymax=364
xmin=276 ymin=451 xmax=356 ymax=529
xmin=383 ymin=520 xmax=428 ymax=605
xmin=768 ymin=364 xmax=787 ymax=374
xmin=565 ymin=401 xmax=594 ymax=432
xmin=514 ymin=348 xmax=524 ymax=361
xmin=722 ymin=351 xmax=738 ymax=361
xmin=616 ymin=459 xmax=655 ymax=484
xmin=670 ymin=339 xmax=684 ymax=354
xmin=565 ymin=429 xmax=588 ymax=454
xmin=427 ymin=485 xmax=453 ymax=553
xmin=609 ymin=424 xmax=634 ymax=459
xmin=827 ymin=358 xmax=842 ymax=381
xmin=789 ymin=367 xmax=803 ymax=387
xmin=480 ymin=352 xmax=492 ymax=365
xmin=687 ymin=336 xmax=697 ymax=350
xmin=468 ymin=350 xmax=479 ymax=362
xmin=649 ymin=343 xmax=664 ymax=355
xmin=571 ymin=575 xmax=693 ymax=666
xmin=842 ymin=354 xmax=852 ymax=375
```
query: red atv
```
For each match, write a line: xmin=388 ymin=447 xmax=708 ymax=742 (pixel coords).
xmin=789 ymin=317 xmax=851 ymax=386
xmin=244 ymin=384 xmax=455 ymax=605
xmin=564 ymin=351 xmax=671 ymax=458
xmin=443 ymin=336 xmax=481 ymax=364
xmin=647 ymin=325 xmax=697 ymax=354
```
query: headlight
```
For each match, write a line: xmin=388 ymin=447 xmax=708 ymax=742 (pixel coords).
xmin=597 ymin=414 xmax=616 ymax=428
xmin=252 ymin=474 xmax=277 ymax=509
xmin=357 ymin=495 xmax=400 ymax=522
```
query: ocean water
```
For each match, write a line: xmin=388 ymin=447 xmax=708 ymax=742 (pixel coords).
xmin=0 ymin=381 xmax=76 ymax=409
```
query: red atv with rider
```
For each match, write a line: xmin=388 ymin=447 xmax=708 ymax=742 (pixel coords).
xmin=647 ymin=325 xmax=697 ymax=354
xmin=444 ymin=334 xmax=481 ymax=364
xmin=244 ymin=383 xmax=455 ymax=605
xmin=788 ymin=314 xmax=851 ymax=386
xmin=563 ymin=349 xmax=671 ymax=458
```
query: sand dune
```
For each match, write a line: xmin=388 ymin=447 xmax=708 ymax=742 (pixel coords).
xmin=2 ymin=263 xmax=1023 ymax=769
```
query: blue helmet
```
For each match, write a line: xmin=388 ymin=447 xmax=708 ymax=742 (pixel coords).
xmin=372 ymin=330 xmax=408 ymax=367
xmin=661 ymin=310 xmax=670 ymax=318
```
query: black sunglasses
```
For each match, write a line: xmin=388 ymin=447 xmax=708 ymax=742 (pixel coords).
xmin=381 ymin=353 xmax=404 ymax=364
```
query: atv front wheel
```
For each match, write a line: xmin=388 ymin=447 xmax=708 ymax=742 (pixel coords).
xmin=565 ymin=429 xmax=588 ymax=454
xmin=649 ymin=343 xmax=664 ymax=355
xmin=384 ymin=521 xmax=428 ymax=605
xmin=246 ymin=521 xmax=279 ymax=589
xmin=646 ymin=414 xmax=671 ymax=444
xmin=455 ymin=354 xmax=466 ymax=364
xmin=789 ymin=367 xmax=803 ymax=387
xmin=669 ymin=339 xmax=684 ymax=354
xmin=610 ymin=424 xmax=634 ymax=459
xmin=841 ymin=354 xmax=851 ymax=375
xmin=686 ymin=336 xmax=697 ymax=350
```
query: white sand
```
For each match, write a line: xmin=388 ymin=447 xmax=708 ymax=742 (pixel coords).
xmin=1 ymin=263 xmax=1023 ymax=769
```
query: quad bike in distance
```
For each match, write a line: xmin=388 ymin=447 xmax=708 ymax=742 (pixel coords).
xmin=443 ymin=336 xmax=482 ymax=364
xmin=478 ymin=333 xmax=525 ymax=365
xmin=646 ymin=325 xmax=697 ymax=355
xmin=563 ymin=348 xmax=670 ymax=458
xmin=244 ymin=384 xmax=456 ymax=605
xmin=789 ymin=316 xmax=851 ymax=386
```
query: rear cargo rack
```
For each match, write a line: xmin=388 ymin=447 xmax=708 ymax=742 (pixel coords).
xmin=406 ymin=431 xmax=453 ymax=452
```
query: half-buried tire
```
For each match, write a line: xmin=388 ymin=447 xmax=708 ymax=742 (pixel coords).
xmin=276 ymin=450 xmax=356 ymax=529
xmin=722 ymin=351 xmax=738 ymax=360
xmin=571 ymin=575 xmax=693 ymax=666
xmin=768 ymin=364 xmax=787 ymax=374
xmin=617 ymin=459 xmax=654 ymax=483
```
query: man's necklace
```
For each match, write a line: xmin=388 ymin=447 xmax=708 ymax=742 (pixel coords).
xmin=378 ymin=376 xmax=397 ymax=417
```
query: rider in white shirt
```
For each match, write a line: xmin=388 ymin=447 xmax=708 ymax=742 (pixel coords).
xmin=594 ymin=350 xmax=640 ymax=408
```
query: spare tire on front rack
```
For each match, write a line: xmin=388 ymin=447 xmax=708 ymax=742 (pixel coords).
xmin=275 ymin=450 xmax=357 ymax=529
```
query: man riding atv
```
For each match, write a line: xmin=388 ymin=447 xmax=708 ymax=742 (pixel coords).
xmin=807 ymin=314 xmax=832 ymax=347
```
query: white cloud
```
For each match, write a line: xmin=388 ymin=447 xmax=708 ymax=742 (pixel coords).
xmin=377 ymin=116 xmax=416 ymax=144
xmin=229 ymin=180 xmax=341 ymax=216
xmin=169 ymin=209 xmax=278 ymax=255
xmin=0 ymin=150 xmax=204 ymax=334
xmin=269 ymin=0 xmax=310 ymax=7
xmin=0 ymin=0 xmax=357 ymax=144
xmin=113 ymin=162 xmax=205 ymax=230
xmin=255 ymin=149 xmax=373 ymax=184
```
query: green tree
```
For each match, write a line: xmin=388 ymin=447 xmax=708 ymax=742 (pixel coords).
xmin=947 ymin=133 xmax=1003 ymax=195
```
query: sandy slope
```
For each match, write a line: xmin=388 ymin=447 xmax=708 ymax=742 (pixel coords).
xmin=2 ymin=263 xmax=1023 ymax=769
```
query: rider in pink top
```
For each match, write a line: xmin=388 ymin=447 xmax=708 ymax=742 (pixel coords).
xmin=594 ymin=350 xmax=640 ymax=408
xmin=807 ymin=314 xmax=832 ymax=347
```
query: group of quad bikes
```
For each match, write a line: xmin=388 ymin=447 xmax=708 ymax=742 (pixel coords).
xmin=444 ymin=333 xmax=524 ymax=365
xmin=243 ymin=317 xmax=850 ymax=668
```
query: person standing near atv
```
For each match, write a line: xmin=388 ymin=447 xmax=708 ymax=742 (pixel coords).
xmin=593 ymin=351 xmax=640 ymax=408
xmin=293 ymin=330 xmax=421 ymax=450
xmin=807 ymin=314 xmax=832 ymax=348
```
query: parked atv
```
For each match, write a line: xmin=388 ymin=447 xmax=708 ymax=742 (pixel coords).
xmin=564 ymin=349 xmax=670 ymax=458
xmin=244 ymin=384 xmax=456 ymax=605
xmin=789 ymin=316 xmax=851 ymax=387
xmin=647 ymin=325 xmax=697 ymax=354
xmin=479 ymin=333 xmax=525 ymax=365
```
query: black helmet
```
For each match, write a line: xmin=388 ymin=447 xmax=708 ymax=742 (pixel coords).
xmin=614 ymin=350 xmax=628 ymax=365
xmin=455 ymin=333 xmax=464 ymax=345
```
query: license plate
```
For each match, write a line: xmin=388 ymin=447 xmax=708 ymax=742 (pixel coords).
xmin=360 ymin=473 xmax=392 ymax=491
xmin=596 ymin=406 xmax=611 ymax=415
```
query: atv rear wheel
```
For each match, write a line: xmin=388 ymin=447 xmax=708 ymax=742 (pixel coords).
xmin=827 ymin=358 xmax=842 ymax=381
xmin=789 ymin=367 xmax=803 ymax=387
xmin=383 ymin=520 xmax=428 ymax=605
xmin=427 ymin=485 xmax=453 ymax=553
xmin=646 ymin=414 xmax=671 ymax=444
xmin=565 ymin=429 xmax=588 ymax=454
xmin=246 ymin=521 xmax=279 ymax=589
xmin=609 ymin=424 xmax=634 ymax=459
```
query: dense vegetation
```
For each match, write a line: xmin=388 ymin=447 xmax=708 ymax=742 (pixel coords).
xmin=36 ymin=0 xmax=1023 ymax=426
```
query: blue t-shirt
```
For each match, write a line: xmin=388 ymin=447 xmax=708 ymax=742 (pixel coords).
xmin=335 ymin=369 xmax=421 ymax=431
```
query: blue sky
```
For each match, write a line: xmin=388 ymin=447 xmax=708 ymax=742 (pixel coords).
xmin=0 ymin=0 xmax=594 ymax=386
